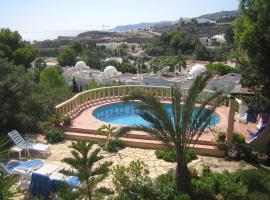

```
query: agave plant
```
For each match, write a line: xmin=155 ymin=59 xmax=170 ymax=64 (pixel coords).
xmin=116 ymin=75 xmax=224 ymax=194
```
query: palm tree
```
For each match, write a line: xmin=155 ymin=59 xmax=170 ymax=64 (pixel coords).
xmin=0 ymin=136 xmax=21 ymax=200
xmin=96 ymin=124 xmax=117 ymax=150
xmin=116 ymin=75 xmax=224 ymax=194
xmin=61 ymin=141 xmax=113 ymax=200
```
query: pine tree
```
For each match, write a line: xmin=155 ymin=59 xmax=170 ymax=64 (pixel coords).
xmin=60 ymin=141 xmax=113 ymax=200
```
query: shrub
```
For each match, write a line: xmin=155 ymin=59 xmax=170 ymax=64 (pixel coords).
xmin=192 ymin=175 xmax=216 ymax=200
xmin=153 ymin=169 xmax=176 ymax=200
xmin=38 ymin=121 xmax=53 ymax=133
xmin=103 ymin=139 xmax=125 ymax=152
xmin=175 ymin=193 xmax=191 ymax=200
xmin=155 ymin=149 xmax=177 ymax=162
xmin=202 ymin=163 xmax=211 ymax=176
xmin=186 ymin=149 xmax=197 ymax=163
xmin=231 ymin=133 xmax=259 ymax=163
xmin=232 ymin=133 xmax=245 ymax=144
xmin=206 ymin=63 xmax=239 ymax=75
xmin=155 ymin=149 xmax=197 ymax=163
xmin=234 ymin=169 xmax=270 ymax=194
xmin=112 ymin=160 xmax=154 ymax=199
xmin=45 ymin=128 xmax=64 ymax=144
xmin=215 ymin=131 xmax=226 ymax=143
xmin=48 ymin=113 xmax=61 ymax=126
xmin=62 ymin=116 xmax=71 ymax=126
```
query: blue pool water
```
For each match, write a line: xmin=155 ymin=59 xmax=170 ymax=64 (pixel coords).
xmin=93 ymin=102 xmax=220 ymax=126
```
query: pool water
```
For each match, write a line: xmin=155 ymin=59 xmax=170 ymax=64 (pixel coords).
xmin=93 ymin=102 xmax=220 ymax=126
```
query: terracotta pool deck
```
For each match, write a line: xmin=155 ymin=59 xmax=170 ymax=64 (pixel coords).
xmin=66 ymin=100 xmax=256 ymax=142
xmin=61 ymin=100 xmax=257 ymax=157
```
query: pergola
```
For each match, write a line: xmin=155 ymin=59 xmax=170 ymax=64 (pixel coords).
xmin=226 ymin=85 xmax=270 ymax=153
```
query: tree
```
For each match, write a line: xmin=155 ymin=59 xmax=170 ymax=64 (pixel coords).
xmin=193 ymin=44 xmax=211 ymax=61
xmin=58 ymin=48 xmax=76 ymax=67
xmin=70 ymin=40 xmax=84 ymax=55
xmin=116 ymin=75 xmax=224 ymax=194
xmin=39 ymin=66 xmax=65 ymax=88
xmin=0 ymin=28 xmax=37 ymax=67
xmin=234 ymin=0 xmax=270 ymax=110
xmin=72 ymin=77 xmax=79 ymax=93
xmin=177 ymin=53 xmax=186 ymax=73
xmin=61 ymin=141 xmax=112 ymax=200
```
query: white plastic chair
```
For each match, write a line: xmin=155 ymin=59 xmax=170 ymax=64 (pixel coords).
xmin=8 ymin=130 xmax=51 ymax=156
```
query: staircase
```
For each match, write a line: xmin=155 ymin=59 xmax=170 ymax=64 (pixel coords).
xmin=64 ymin=129 xmax=225 ymax=157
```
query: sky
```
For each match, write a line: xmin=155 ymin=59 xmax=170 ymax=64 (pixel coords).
xmin=0 ymin=0 xmax=239 ymax=40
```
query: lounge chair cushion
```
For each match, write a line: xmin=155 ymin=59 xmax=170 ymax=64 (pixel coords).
xmin=0 ymin=159 xmax=44 ymax=174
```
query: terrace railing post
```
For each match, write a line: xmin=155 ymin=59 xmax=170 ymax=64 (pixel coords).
xmin=227 ymin=96 xmax=236 ymax=148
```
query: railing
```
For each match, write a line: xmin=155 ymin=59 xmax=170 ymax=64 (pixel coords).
xmin=55 ymin=85 xmax=224 ymax=117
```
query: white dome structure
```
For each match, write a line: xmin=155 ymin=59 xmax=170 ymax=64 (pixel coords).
xmin=213 ymin=34 xmax=226 ymax=44
xmin=103 ymin=66 xmax=122 ymax=78
xmin=187 ymin=64 xmax=207 ymax=80
xmin=75 ymin=61 xmax=89 ymax=69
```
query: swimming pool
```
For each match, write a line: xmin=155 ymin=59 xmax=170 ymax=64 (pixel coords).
xmin=93 ymin=102 xmax=220 ymax=127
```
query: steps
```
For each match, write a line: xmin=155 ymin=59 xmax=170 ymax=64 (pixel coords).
xmin=62 ymin=126 xmax=214 ymax=146
xmin=64 ymin=131 xmax=225 ymax=157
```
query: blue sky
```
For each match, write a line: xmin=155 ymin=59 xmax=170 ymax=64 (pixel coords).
xmin=0 ymin=0 xmax=239 ymax=40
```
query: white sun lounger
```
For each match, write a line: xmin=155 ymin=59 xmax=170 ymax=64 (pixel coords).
xmin=34 ymin=164 xmax=60 ymax=176
xmin=8 ymin=130 xmax=51 ymax=156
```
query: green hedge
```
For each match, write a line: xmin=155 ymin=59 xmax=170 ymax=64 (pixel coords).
xmin=206 ymin=63 xmax=239 ymax=75
xmin=155 ymin=149 xmax=197 ymax=163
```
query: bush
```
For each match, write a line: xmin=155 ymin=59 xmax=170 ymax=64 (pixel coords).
xmin=232 ymin=132 xmax=259 ymax=163
xmin=232 ymin=133 xmax=245 ymax=144
xmin=38 ymin=121 xmax=53 ymax=133
xmin=153 ymin=169 xmax=176 ymax=200
xmin=112 ymin=160 xmax=154 ymax=199
xmin=175 ymin=193 xmax=191 ymax=200
xmin=202 ymin=163 xmax=211 ymax=176
xmin=103 ymin=139 xmax=125 ymax=153
xmin=192 ymin=176 xmax=216 ymax=200
xmin=215 ymin=131 xmax=226 ymax=143
xmin=155 ymin=149 xmax=177 ymax=162
xmin=206 ymin=63 xmax=239 ymax=75
xmin=192 ymin=169 xmax=270 ymax=200
xmin=186 ymin=149 xmax=197 ymax=163
xmin=62 ymin=116 xmax=71 ymax=126
xmin=155 ymin=149 xmax=197 ymax=163
xmin=45 ymin=128 xmax=64 ymax=144
xmin=48 ymin=113 xmax=61 ymax=126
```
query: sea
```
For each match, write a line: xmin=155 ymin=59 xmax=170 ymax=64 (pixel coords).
xmin=20 ymin=29 xmax=89 ymax=42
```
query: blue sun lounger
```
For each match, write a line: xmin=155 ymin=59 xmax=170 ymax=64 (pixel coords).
xmin=0 ymin=159 xmax=44 ymax=174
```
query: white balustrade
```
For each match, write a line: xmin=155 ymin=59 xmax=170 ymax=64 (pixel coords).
xmin=55 ymin=85 xmax=225 ymax=117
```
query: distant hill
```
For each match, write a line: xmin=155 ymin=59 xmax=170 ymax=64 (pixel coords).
xmin=111 ymin=21 xmax=174 ymax=32
xmin=110 ymin=10 xmax=239 ymax=32
xmin=196 ymin=10 xmax=240 ymax=20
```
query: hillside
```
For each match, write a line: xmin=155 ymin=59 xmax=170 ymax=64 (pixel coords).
xmin=111 ymin=21 xmax=173 ymax=32
xmin=197 ymin=10 xmax=240 ymax=20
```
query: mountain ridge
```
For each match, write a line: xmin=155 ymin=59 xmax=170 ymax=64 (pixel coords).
xmin=110 ymin=10 xmax=239 ymax=32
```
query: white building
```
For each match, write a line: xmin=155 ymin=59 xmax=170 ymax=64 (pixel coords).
xmin=187 ymin=64 xmax=207 ymax=80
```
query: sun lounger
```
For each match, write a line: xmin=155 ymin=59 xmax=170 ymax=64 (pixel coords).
xmin=0 ymin=159 xmax=44 ymax=174
xmin=247 ymin=126 xmax=265 ymax=138
xmin=34 ymin=164 xmax=60 ymax=176
xmin=8 ymin=130 xmax=51 ymax=156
